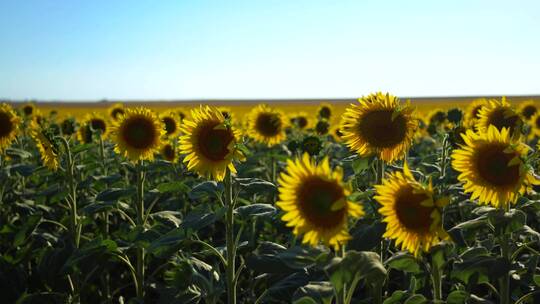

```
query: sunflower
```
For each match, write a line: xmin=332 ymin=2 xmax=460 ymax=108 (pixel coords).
xmin=111 ymin=107 xmax=164 ymax=161
xmin=30 ymin=121 xmax=59 ymax=171
xmin=529 ymin=112 xmax=540 ymax=137
xmin=160 ymin=112 xmax=180 ymax=137
xmin=0 ymin=103 xmax=21 ymax=152
xmin=465 ymin=98 xmax=487 ymax=126
xmin=290 ymin=113 xmax=310 ymax=130
xmin=518 ymin=100 xmax=537 ymax=120
xmin=60 ymin=117 xmax=77 ymax=136
xmin=247 ymin=104 xmax=287 ymax=146
xmin=476 ymin=97 xmax=522 ymax=136
xmin=108 ymin=103 xmax=125 ymax=121
xmin=21 ymin=103 xmax=36 ymax=117
xmin=317 ymin=103 xmax=333 ymax=120
xmin=179 ymin=106 xmax=244 ymax=181
xmin=315 ymin=119 xmax=330 ymax=135
xmin=341 ymin=92 xmax=417 ymax=162
xmin=276 ymin=153 xmax=364 ymax=250
xmin=160 ymin=141 xmax=178 ymax=163
xmin=218 ymin=107 xmax=234 ymax=121
xmin=451 ymin=126 xmax=538 ymax=210
xmin=375 ymin=162 xmax=449 ymax=256
xmin=78 ymin=113 xmax=108 ymax=143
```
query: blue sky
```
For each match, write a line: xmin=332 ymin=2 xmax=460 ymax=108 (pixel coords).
xmin=0 ymin=0 xmax=539 ymax=100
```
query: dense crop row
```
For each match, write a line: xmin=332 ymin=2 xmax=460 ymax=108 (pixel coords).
xmin=0 ymin=94 xmax=539 ymax=303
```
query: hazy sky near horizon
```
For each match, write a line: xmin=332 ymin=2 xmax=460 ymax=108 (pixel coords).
xmin=1 ymin=0 xmax=539 ymax=100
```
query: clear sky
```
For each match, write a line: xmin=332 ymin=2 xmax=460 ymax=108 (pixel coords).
xmin=0 ymin=0 xmax=539 ymax=100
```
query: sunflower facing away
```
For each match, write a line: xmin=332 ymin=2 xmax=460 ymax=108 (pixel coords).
xmin=30 ymin=121 xmax=59 ymax=171
xmin=111 ymin=107 xmax=164 ymax=161
xmin=108 ymin=103 xmax=125 ymax=121
xmin=276 ymin=153 xmax=364 ymax=250
xmin=476 ymin=97 xmax=522 ymax=136
xmin=179 ymin=106 xmax=245 ymax=181
xmin=247 ymin=104 xmax=288 ymax=146
xmin=78 ymin=113 xmax=108 ymax=143
xmin=160 ymin=112 xmax=180 ymax=137
xmin=375 ymin=162 xmax=449 ymax=256
xmin=341 ymin=92 xmax=417 ymax=162
xmin=0 ymin=103 xmax=21 ymax=152
xmin=451 ymin=126 xmax=538 ymax=210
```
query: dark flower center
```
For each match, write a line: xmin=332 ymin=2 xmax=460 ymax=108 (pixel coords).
xmin=255 ymin=113 xmax=282 ymax=137
xmin=0 ymin=111 xmax=14 ymax=138
xmin=297 ymin=177 xmax=346 ymax=229
xmin=476 ymin=144 xmax=520 ymax=187
xmin=197 ymin=122 xmax=234 ymax=161
xmin=111 ymin=108 xmax=125 ymax=120
xmin=90 ymin=119 xmax=106 ymax=133
xmin=121 ymin=117 xmax=158 ymax=149
xmin=316 ymin=120 xmax=329 ymax=135
xmin=486 ymin=108 xmax=520 ymax=133
xmin=394 ymin=185 xmax=433 ymax=233
xmin=23 ymin=105 xmax=33 ymax=116
xmin=319 ymin=106 xmax=331 ymax=119
xmin=522 ymin=105 xmax=537 ymax=119
xmin=162 ymin=144 xmax=175 ymax=161
xmin=162 ymin=117 xmax=177 ymax=135
xmin=358 ymin=110 xmax=407 ymax=148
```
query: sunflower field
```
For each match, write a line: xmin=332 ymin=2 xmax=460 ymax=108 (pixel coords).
xmin=1 ymin=93 xmax=540 ymax=304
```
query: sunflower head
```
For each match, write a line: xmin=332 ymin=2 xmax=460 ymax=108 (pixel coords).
xmin=78 ymin=113 xmax=108 ymax=143
xmin=465 ymin=98 xmax=487 ymax=126
xmin=160 ymin=141 xmax=178 ymax=163
xmin=160 ymin=112 xmax=180 ymax=137
xmin=476 ymin=98 xmax=523 ymax=136
xmin=375 ymin=163 xmax=449 ymax=256
xmin=30 ymin=121 xmax=60 ymax=171
xmin=179 ymin=106 xmax=245 ymax=181
xmin=317 ymin=103 xmax=333 ymax=120
xmin=518 ymin=100 xmax=537 ymax=120
xmin=247 ymin=104 xmax=288 ymax=146
xmin=276 ymin=153 xmax=364 ymax=250
xmin=428 ymin=109 xmax=447 ymax=125
xmin=22 ymin=103 xmax=36 ymax=117
xmin=0 ymin=103 xmax=21 ymax=152
xmin=301 ymin=135 xmax=322 ymax=156
xmin=447 ymin=108 xmax=463 ymax=125
xmin=60 ymin=118 xmax=77 ymax=136
xmin=290 ymin=113 xmax=309 ymax=130
xmin=315 ymin=119 xmax=330 ymax=135
xmin=451 ymin=126 xmax=538 ymax=210
xmin=530 ymin=112 xmax=540 ymax=137
xmin=108 ymin=103 xmax=125 ymax=121
xmin=341 ymin=92 xmax=417 ymax=163
xmin=111 ymin=107 xmax=164 ymax=162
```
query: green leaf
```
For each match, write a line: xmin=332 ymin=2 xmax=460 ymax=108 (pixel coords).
xmin=383 ymin=290 xmax=408 ymax=304
xmin=293 ymin=282 xmax=334 ymax=304
xmin=534 ymin=274 xmax=540 ymax=287
xmin=404 ymin=294 xmax=427 ymax=304
xmin=487 ymin=209 xmax=526 ymax=235
xmin=293 ymin=297 xmax=318 ymax=304
xmin=352 ymin=157 xmax=370 ymax=173
xmin=326 ymin=251 xmax=386 ymax=295
xmin=446 ymin=290 xmax=469 ymax=304
xmin=235 ymin=203 xmax=276 ymax=217
xmin=386 ymin=252 xmax=421 ymax=273
xmin=148 ymin=228 xmax=185 ymax=257
xmin=156 ymin=181 xmax=190 ymax=193
xmin=95 ymin=188 xmax=133 ymax=201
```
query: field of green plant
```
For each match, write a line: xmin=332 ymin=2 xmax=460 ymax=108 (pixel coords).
xmin=1 ymin=94 xmax=539 ymax=304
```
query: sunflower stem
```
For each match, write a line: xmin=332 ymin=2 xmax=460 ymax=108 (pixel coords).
xmin=440 ymin=134 xmax=449 ymax=180
xmin=431 ymin=257 xmax=442 ymax=302
xmin=225 ymin=169 xmax=237 ymax=304
xmin=98 ymin=136 xmax=111 ymax=302
xmin=375 ymin=158 xmax=385 ymax=184
xmin=58 ymin=136 xmax=80 ymax=303
xmin=499 ymin=233 xmax=511 ymax=304
xmin=135 ymin=160 xmax=146 ymax=300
